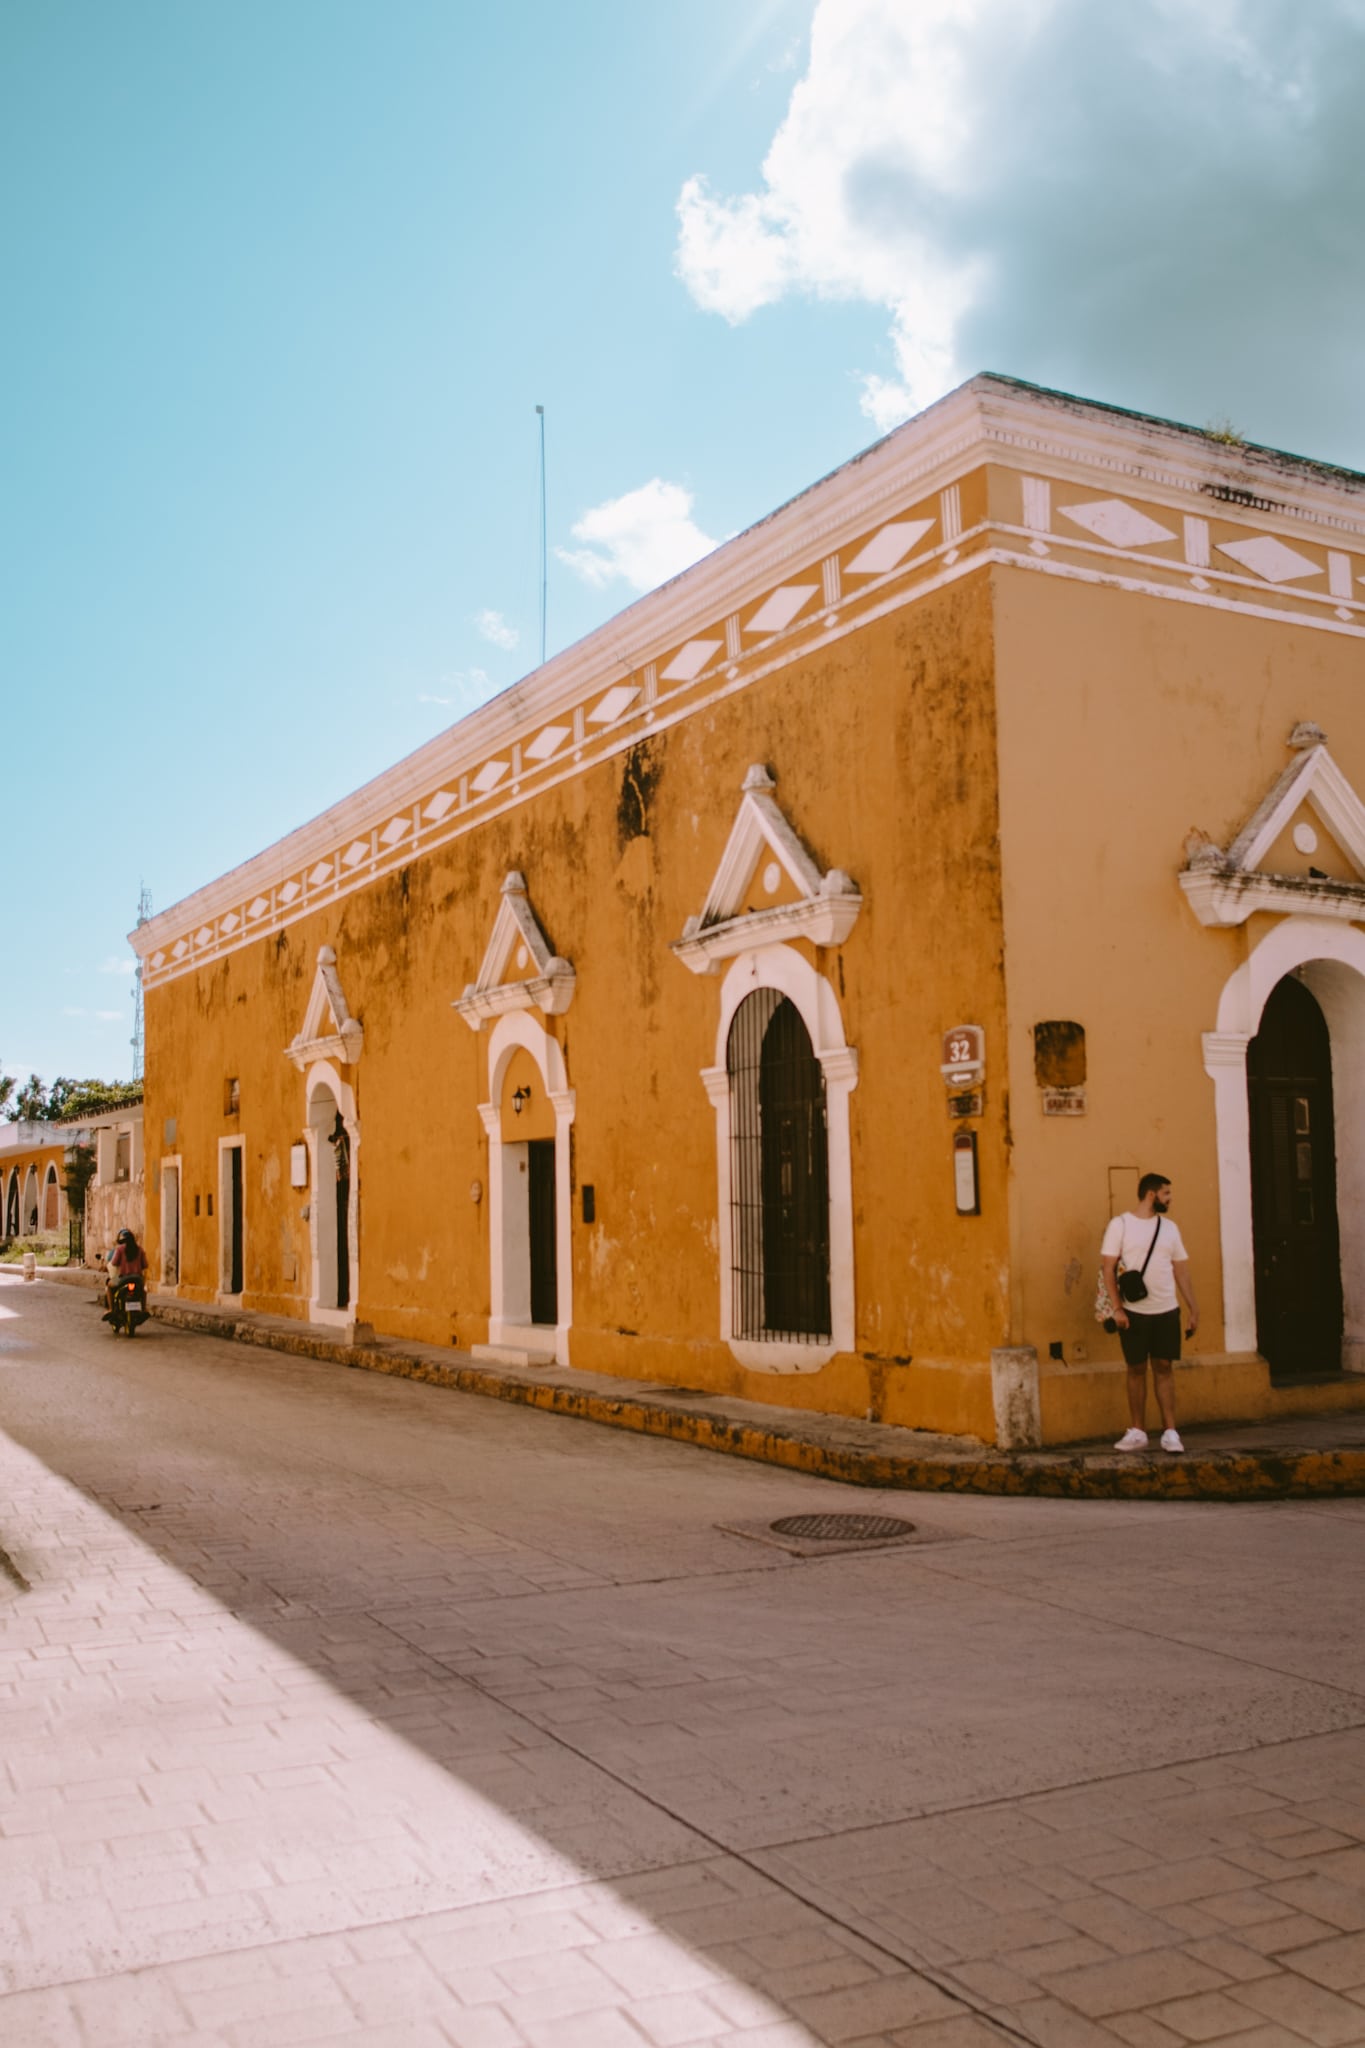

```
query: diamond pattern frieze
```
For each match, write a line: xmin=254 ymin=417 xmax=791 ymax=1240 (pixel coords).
xmin=845 ymin=518 xmax=934 ymax=576
xmin=1059 ymin=498 xmax=1176 ymax=549
xmin=1217 ymin=535 xmax=1321 ymax=583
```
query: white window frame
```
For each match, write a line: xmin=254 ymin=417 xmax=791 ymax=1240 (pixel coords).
xmin=702 ymin=942 xmax=858 ymax=1373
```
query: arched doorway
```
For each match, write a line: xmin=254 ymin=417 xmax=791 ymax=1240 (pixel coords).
xmin=4 ymin=1171 xmax=18 ymax=1237
xmin=1247 ymin=974 xmax=1343 ymax=1377
xmin=476 ymin=1012 xmax=575 ymax=1366
xmin=43 ymin=1165 xmax=59 ymax=1233
xmin=23 ymin=1166 xmax=38 ymax=1235
xmin=307 ymin=1074 xmax=356 ymax=1318
xmin=728 ymin=989 xmax=831 ymax=1342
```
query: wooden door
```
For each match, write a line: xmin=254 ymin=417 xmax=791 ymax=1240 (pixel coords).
xmin=758 ymin=998 xmax=831 ymax=1339
xmin=527 ymin=1139 xmax=557 ymax=1328
xmin=1247 ymin=975 xmax=1342 ymax=1376
xmin=228 ymin=1148 xmax=244 ymax=1296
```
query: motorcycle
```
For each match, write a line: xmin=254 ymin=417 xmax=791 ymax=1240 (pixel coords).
xmin=106 ymin=1274 xmax=147 ymax=1338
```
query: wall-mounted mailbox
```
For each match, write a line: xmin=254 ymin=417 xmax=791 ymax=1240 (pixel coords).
xmin=953 ymin=1130 xmax=980 ymax=1216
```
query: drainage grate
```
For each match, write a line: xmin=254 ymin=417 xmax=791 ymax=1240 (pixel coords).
xmin=770 ymin=1512 xmax=915 ymax=1542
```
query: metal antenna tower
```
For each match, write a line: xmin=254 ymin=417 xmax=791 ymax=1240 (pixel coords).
xmin=131 ymin=883 xmax=152 ymax=1082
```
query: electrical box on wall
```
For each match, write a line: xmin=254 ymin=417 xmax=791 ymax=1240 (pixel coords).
xmin=290 ymin=1144 xmax=309 ymax=1189
xmin=953 ymin=1130 xmax=980 ymax=1216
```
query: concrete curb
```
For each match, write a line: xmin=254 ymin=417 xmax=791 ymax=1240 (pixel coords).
xmin=118 ymin=1293 xmax=1365 ymax=1503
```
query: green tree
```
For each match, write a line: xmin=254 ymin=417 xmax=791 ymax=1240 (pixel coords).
xmin=10 ymin=1074 xmax=49 ymax=1122
xmin=6 ymin=1076 xmax=142 ymax=1123
xmin=61 ymin=1142 xmax=97 ymax=1218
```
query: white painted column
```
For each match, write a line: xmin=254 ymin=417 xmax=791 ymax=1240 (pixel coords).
xmin=549 ymin=1087 xmax=576 ymax=1365
xmin=1203 ymin=1031 xmax=1256 ymax=1352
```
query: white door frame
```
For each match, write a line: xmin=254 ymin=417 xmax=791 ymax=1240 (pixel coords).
xmin=701 ymin=942 xmax=858 ymax=1373
xmin=478 ymin=1011 xmax=574 ymax=1364
xmin=160 ymin=1155 xmax=182 ymax=1288
xmin=1203 ymin=914 xmax=1365 ymax=1361
xmin=216 ymin=1134 xmax=246 ymax=1303
xmin=304 ymin=1060 xmax=359 ymax=1327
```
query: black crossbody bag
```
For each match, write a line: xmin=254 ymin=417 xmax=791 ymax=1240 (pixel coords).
xmin=1118 ymin=1217 xmax=1162 ymax=1303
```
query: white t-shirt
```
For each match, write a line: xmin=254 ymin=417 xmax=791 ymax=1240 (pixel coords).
xmin=1101 ymin=1212 xmax=1188 ymax=1315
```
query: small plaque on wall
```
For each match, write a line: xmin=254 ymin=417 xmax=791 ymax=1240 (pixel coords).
xmin=290 ymin=1144 xmax=309 ymax=1188
xmin=953 ymin=1130 xmax=980 ymax=1215
xmin=1042 ymin=1089 xmax=1086 ymax=1116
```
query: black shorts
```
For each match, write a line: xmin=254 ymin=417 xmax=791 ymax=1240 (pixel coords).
xmin=1119 ymin=1307 xmax=1181 ymax=1366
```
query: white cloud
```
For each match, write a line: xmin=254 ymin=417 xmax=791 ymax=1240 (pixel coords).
xmin=98 ymin=956 xmax=135 ymax=976
xmin=474 ymin=609 xmax=519 ymax=651
xmin=676 ymin=0 xmax=1365 ymax=445
xmin=418 ymin=669 xmax=491 ymax=711
xmin=557 ymin=480 xmax=718 ymax=594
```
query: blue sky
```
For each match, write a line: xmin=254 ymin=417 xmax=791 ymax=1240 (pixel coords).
xmin=5 ymin=0 xmax=1364 ymax=1088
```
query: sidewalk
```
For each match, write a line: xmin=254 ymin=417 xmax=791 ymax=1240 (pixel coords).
xmin=35 ymin=1269 xmax=1365 ymax=1500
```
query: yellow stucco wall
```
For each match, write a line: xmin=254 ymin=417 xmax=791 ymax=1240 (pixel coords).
xmin=2 ymin=1142 xmax=68 ymax=1236
xmin=143 ymin=571 xmax=1011 ymax=1437
xmin=992 ymin=562 xmax=1365 ymax=1434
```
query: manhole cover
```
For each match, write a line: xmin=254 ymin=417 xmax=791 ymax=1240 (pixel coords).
xmin=769 ymin=1513 xmax=915 ymax=1541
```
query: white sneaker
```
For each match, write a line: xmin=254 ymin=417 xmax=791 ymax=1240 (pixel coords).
xmin=1113 ymin=1428 xmax=1149 ymax=1452
xmin=1161 ymin=1429 xmax=1184 ymax=1454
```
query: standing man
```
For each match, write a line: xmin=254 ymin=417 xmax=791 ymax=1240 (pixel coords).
xmin=1102 ymin=1173 xmax=1199 ymax=1453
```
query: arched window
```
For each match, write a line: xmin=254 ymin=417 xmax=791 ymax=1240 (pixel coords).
xmin=728 ymin=990 xmax=831 ymax=1341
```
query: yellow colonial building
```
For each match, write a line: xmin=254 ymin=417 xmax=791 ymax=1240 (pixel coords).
xmin=131 ymin=377 xmax=1365 ymax=1446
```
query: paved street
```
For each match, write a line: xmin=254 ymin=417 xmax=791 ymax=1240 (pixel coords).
xmin=3 ymin=1273 xmax=1365 ymax=2047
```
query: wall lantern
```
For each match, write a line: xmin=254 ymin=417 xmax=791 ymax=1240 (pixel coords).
xmin=511 ymin=1085 xmax=532 ymax=1117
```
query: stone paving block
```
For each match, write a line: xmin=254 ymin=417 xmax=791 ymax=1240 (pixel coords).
xmin=1228 ymin=1971 xmax=1365 ymax=2044
xmin=981 ymin=1995 xmax=1123 ymax=2045
xmin=1040 ymin=1952 xmax=1231 ymax=2019
xmin=1144 ymin=1989 xmax=1266 ymax=2040
xmin=627 ymin=1989 xmax=732 ymax=2045
xmin=520 ymin=2005 xmax=655 ymax=2048
xmin=787 ymin=1974 xmax=963 ymax=2039
xmin=1177 ymin=1939 xmax=1278 ymax=1986
xmin=1230 ymin=1915 xmax=1341 ymax=1957
xmin=885 ymin=2018 xmax=1018 ymax=2046
xmin=1287 ymin=1931 xmax=1365 ymax=1990
xmin=1266 ymin=1876 xmax=1365 ymax=1933
xmin=1105 ymin=2015 xmax=1188 ymax=2048
xmin=1060 ymin=1896 xmax=1187 ymax=1957
xmin=1105 ymin=1863 xmax=1263 ymax=1911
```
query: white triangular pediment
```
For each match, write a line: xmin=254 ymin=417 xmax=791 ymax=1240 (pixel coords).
xmin=1180 ymin=732 xmax=1365 ymax=928
xmin=1226 ymin=742 xmax=1365 ymax=878
xmin=452 ymin=872 xmax=575 ymax=1031
xmin=673 ymin=766 xmax=862 ymax=975
xmin=287 ymin=946 xmax=364 ymax=1068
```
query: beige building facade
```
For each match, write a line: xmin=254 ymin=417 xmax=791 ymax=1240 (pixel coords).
xmin=131 ymin=377 xmax=1365 ymax=1445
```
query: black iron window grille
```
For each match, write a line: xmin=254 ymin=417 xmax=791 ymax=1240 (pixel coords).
xmin=728 ymin=989 xmax=831 ymax=1342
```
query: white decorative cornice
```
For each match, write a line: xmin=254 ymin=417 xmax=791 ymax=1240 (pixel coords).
xmin=287 ymin=946 xmax=364 ymax=1070
xmin=452 ymin=872 xmax=575 ymax=1030
xmin=672 ymin=766 xmax=862 ymax=975
xmin=131 ymin=376 xmax=1365 ymax=986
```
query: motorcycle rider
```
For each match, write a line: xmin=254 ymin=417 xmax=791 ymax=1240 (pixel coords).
xmin=105 ymin=1227 xmax=148 ymax=1319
